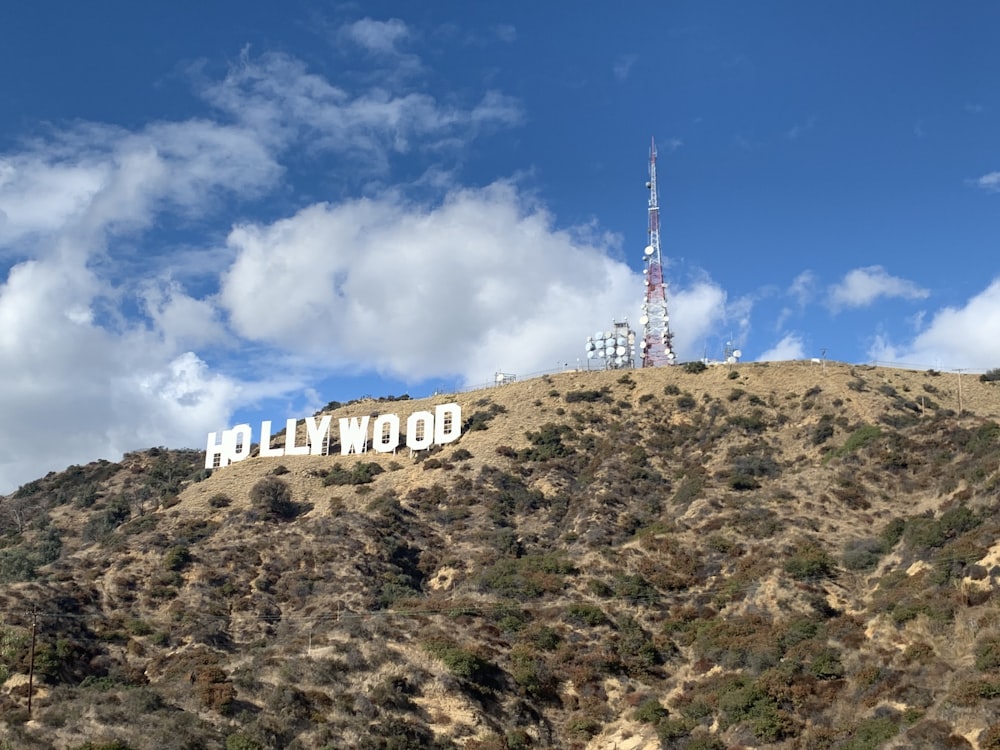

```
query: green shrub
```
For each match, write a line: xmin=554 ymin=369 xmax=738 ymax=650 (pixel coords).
xmin=208 ymin=493 xmax=231 ymax=508
xmin=423 ymin=640 xmax=492 ymax=683
xmin=521 ymin=423 xmax=575 ymax=460
xmin=633 ymin=698 xmax=668 ymax=723
xmin=684 ymin=361 xmax=708 ymax=374
xmin=164 ymin=545 xmax=192 ymax=572
xmin=564 ymin=389 xmax=609 ymax=403
xmin=838 ymin=716 xmax=899 ymax=750
xmin=880 ymin=517 xmax=905 ymax=548
xmin=980 ymin=368 xmax=1000 ymax=383
xmin=225 ymin=735 xmax=264 ymax=750
xmin=565 ymin=603 xmax=607 ymax=627
xmin=842 ymin=538 xmax=887 ymax=571
xmin=813 ymin=415 xmax=835 ymax=445
xmin=809 ymin=648 xmax=845 ymax=679
xmin=828 ymin=424 xmax=882 ymax=460
xmin=249 ymin=477 xmax=297 ymax=520
xmin=126 ymin=619 xmax=153 ymax=636
xmin=676 ymin=394 xmax=697 ymax=410
xmin=976 ymin=636 xmax=1000 ymax=671
xmin=784 ymin=540 xmax=835 ymax=580
xmin=323 ymin=461 xmax=384 ymax=486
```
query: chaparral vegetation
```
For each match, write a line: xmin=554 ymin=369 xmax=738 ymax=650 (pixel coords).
xmin=2 ymin=361 xmax=1000 ymax=749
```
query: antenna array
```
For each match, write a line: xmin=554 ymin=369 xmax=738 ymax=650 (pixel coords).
xmin=640 ymin=138 xmax=676 ymax=367
xmin=585 ymin=319 xmax=636 ymax=369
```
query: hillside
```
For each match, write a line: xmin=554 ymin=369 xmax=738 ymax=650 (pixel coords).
xmin=3 ymin=361 xmax=1000 ymax=749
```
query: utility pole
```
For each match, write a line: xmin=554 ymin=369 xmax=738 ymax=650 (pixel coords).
xmin=957 ymin=369 xmax=966 ymax=415
xmin=27 ymin=607 xmax=37 ymax=717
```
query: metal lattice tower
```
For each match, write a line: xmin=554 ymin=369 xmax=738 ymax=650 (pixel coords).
xmin=640 ymin=137 xmax=676 ymax=367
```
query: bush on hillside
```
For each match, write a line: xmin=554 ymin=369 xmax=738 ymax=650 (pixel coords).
xmin=249 ymin=477 xmax=297 ymax=520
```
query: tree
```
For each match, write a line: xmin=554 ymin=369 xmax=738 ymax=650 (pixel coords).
xmin=249 ymin=477 xmax=297 ymax=520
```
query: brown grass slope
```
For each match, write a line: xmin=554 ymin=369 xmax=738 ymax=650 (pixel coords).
xmin=2 ymin=362 xmax=1000 ymax=750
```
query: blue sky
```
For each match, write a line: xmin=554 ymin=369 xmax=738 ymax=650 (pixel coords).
xmin=2 ymin=1 xmax=999 ymax=492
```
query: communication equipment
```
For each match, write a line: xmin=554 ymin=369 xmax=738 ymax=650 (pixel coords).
xmin=582 ymin=318 xmax=637 ymax=370
xmin=640 ymin=138 xmax=676 ymax=367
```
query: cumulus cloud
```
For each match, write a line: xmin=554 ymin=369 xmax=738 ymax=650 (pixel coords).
xmin=971 ymin=171 xmax=1000 ymax=193
xmin=0 ymin=257 xmax=243 ymax=493
xmin=868 ymin=278 xmax=1000 ymax=369
xmin=219 ymin=182 xmax=730 ymax=383
xmin=758 ymin=333 xmax=805 ymax=361
xmin=828 ymin=266 xmax=929 ymax=310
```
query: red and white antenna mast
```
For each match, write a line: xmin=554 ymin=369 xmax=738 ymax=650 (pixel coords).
xmin=640 ymin=137 xmax=676 ymax=367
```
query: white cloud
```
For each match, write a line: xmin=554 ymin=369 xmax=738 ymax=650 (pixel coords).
xmin=199 ymin=51 xmax=523 ymax=168
xmin=494 ymin=24 xmax=517 ymax=43
xmin=776 ymin=270 xmax=817 ymax=330
xmin=828 ymin=266 xmax=929 ymax=310
xmin=868 ymin=278 xmax=1000 ymax=369
xmin=0 ymin=98 xmax=296 ymax=492
xmin=218 ymin=182 xmax=729 ymax=383
xmin=788 ymin=270 xmax=817 ymax=307
xmin=758 ymin=333 xmax=805 ymax=361
xmin=340 ymin=18 xmax=410 ymax=56
xmin=971 ymin=171 xmax=1000 ymax=193
xmin=0 ymin=120 xmax=280 ymax=261
xmin=139 ymin=278 xmax=229 ymax=351
xmin=613 ymin=54 xmax=638 ymax=82
xmin=785 ymin=116 xmax=816 ymax=140
xmin=0 ymin=257 xmax=244 ymax=493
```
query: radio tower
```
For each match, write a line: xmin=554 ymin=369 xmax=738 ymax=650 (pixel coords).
xmin=640 ymin=137 xmax=676 ymax=367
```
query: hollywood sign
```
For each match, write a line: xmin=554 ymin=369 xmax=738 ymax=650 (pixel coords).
xmin=205 ymin=403 xmax=462 ymax=469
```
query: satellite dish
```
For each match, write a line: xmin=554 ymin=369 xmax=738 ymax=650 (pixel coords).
xmin=639 ymin=315 xmax=649 ymax=325
xmin=587 ymin=350 xmax=595 ymax=359
xmin=598 ymin=349 xmax=606 ymax=358
xmin=644 ymin=245 xmax=654 ymax=256
xmin=616 ymin=346 xmax=626 ymax=356
xmin=639 ymin=341 xmax=648 ymax=349
xmin=594 ymin=331 xmax=604 ymax=340
xmin=668 ymin=352 xmax=676 ymax=359
xmin=604 ymin=331 xmax=612 ymax=339
xmin=664 ymin=315 xmax=669 ymax=322
xmin=727 ymin=356 xmax=736 ymax=365
xmin=733 ymin=349 xmax=743 ymax=359
xmin=585 ymin=341 xmax=595 ymax=351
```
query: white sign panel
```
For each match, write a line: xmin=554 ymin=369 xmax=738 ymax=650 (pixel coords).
xmin=206 ymin=403 xmax=462 ymax=469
